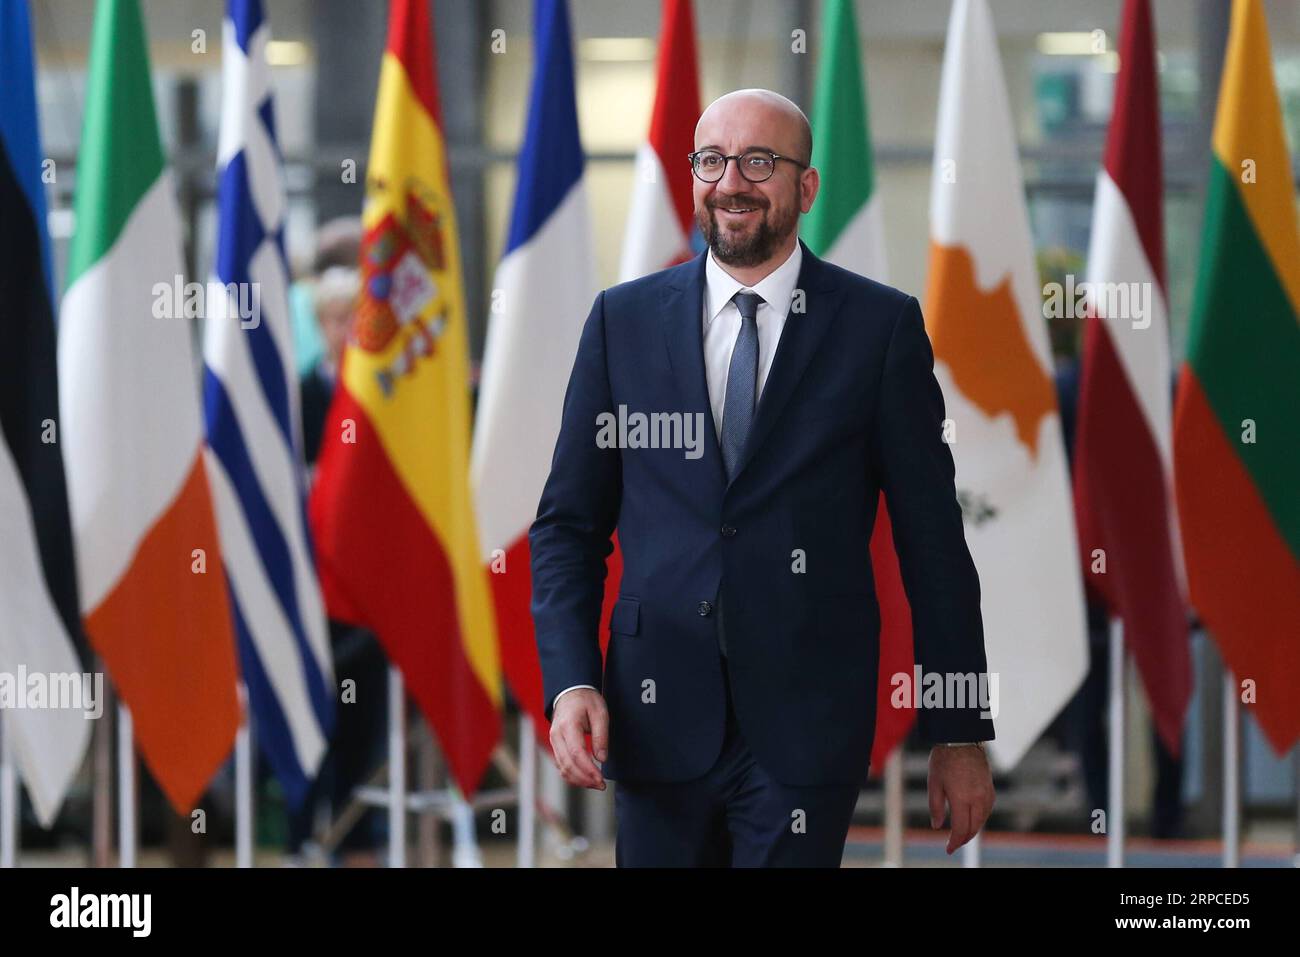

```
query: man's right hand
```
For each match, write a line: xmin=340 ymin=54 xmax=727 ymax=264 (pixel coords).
xmin=549 ymin=688 xmax=609 ymax=790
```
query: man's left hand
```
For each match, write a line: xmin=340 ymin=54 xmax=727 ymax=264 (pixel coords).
xmin=927 ymin=745 xmax=995 ymax=855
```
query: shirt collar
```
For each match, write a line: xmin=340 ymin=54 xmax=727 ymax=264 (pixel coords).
xmin=704 ymin=240 xmax=803 ymax=326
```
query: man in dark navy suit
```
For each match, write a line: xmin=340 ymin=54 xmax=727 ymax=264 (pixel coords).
xmin=530 ymin=89 xmax=996 ymax=866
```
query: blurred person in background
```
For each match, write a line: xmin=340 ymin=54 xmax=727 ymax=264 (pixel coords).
xmin=1047 ymin=283 xmax=1185 ymax=840
xmin=289 ymin=216 xmax=364 ymax=381
xmin=283 ymin=221 xmax=389 ymax=866
xmin=301 ymin=265 xmax=360 ymax=467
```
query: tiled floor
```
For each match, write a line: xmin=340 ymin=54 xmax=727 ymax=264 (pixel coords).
xmin=12 ymin=827 xmax=1297 ymax=868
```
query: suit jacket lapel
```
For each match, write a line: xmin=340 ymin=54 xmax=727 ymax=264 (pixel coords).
xmin=664 ymin=252 xmax=728 ymax=489
xmin=729 ymin=240 xmax=843 ymax=486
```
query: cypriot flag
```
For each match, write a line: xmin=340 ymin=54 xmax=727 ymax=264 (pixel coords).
xmin=924 ymin=0 xmax=1088 ymax=769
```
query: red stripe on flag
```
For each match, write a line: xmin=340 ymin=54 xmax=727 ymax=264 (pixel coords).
xmin=490 ymin=533 xmax=620 ymax=750
xmin=386 ymin=0 xmax=443 ymax=129
xmin=1174 ymin=372 xmax=1300 ymax=754
xmin=869 ymin=495 xmax=916 ymax=771
xmin=311 ymin=388 xmax=500 ymax=795
xmin=647 ymin=0 xmax=701 ymax=237
xmin=1075 ymin=320 xmax=1190 ymax=754
xmin=1103 ymin=0 xmax=1166 ymax=291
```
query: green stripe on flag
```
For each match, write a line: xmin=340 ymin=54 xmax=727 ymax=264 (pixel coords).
xmin=66 ymin=0 xmax=165 ymax=288
xmin=1187 ymin=157 xmax=1300 ymax=560
xmin=804 ymin=0 xmax=873 ymax=255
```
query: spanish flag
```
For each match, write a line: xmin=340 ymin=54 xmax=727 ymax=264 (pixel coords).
xmin=1173 ymin=0 xmax=1300 ymax=754
xmin=310 ymin=0 xmax=502 ymax=795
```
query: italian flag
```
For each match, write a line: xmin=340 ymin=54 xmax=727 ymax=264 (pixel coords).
xmin=802 ymin=0 xmax=913 ymax=771
xmin=57 ymin=0 xmax=240 ymax=814
xmin=803 ymin=0 xmax=886 ymax=280
xmin=1173 ymin=0 xmax=1300 ymax=754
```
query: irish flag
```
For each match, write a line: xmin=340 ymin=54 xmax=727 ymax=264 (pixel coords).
xmin=57 ymin=0 xmax=240 ymax=814
xmin=802 ymin=0 xmax=913 ymax=771
xmin=310 ymin=0 xmax=503 ymax=795
xmin=1075 ymin=0 xmax=1189 ymax=756
xmin=1173 ymin=0 xmax=1300 ymax=754
xmin=925 ymin=0 xmax=1087 ymax=769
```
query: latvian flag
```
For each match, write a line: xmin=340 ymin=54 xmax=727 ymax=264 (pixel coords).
xmin=1074 ymin=0 xmax=1190 ymax=756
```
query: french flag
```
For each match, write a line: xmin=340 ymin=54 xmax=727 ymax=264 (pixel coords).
xmin=471 ymin=0 xmax=598 ymax=744
xmin=619 ymin=0 xmax=702 ymax=280
xmin=1074 ymin=0 xmax=1190 ymax=754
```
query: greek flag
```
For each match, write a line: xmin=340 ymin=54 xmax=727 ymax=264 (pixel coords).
xmin=203 ymin=0 xmax=334 ymax=807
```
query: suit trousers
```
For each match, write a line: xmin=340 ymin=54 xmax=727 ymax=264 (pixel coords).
xmin=612 ymin=655 xmax=860 ymax=867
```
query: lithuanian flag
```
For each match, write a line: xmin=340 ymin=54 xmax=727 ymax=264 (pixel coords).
xmin=310 ymin=0 xmax=502 ymax=795
xmin=1173 ymin=0 xmax=1300 ymax=754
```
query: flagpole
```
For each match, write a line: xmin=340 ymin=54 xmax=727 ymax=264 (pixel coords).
xmin=1292 ymin=746 xmax=1299 ymax=868
xmin=388 ymin=665 xmax=406 ymax=867
xmin=235 ymin=682 xmax=253 ymax=868
xmin=1108 ymin=619 xmax=1125 ymax=867
xmin=541 ymin=752 xmax=565 ymax=857
xmin=449 ymin=784 xmax=482 ymax=868
xmin=882 ymin=747 xmax=903 ymax=866
xmin=117 ymin=703 xmax=136 ymax=867
xmin=1223 ymin=669 xmax=1240 ymax=868
xmin=92 ymin=671 xmax=112 ymax=867
xmin=517 ymin=715 xmax=536 ymax=868
xmin=0 ymin=713 xmax=16 ymax=868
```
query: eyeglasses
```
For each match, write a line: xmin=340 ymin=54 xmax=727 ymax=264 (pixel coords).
xmin=688 ymin=149 xmax=808 ymax=183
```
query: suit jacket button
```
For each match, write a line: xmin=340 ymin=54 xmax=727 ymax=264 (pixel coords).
xmin=697 ymin=600 xmax=713 ymax=617
xmin=721 ymin=524 xmax=737 ymax=538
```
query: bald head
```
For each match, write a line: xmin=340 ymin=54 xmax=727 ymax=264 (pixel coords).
xmin=695 ymin=89 xmax=812 ymax=166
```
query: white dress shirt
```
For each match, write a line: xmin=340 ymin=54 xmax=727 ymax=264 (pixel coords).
xmin=701 ymin=240 xmax=803 ymax=441
xmin=550 ymin=243 xmax=804 ymax=714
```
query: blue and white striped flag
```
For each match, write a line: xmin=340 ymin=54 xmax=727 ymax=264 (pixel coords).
xmin=203 ymin=0 xmax=334 ymax=808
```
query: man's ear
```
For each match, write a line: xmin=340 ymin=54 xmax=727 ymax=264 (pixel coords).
xmin=800 ymin=166 xmax=820 ymax=214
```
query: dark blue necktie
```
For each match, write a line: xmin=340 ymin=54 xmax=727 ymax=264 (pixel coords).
xmin=721 ymin=291 xmax=762 ymax=481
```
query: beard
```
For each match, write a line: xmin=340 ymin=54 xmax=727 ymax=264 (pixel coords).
xmin=695 ymin=194 xmax=798 ymax=268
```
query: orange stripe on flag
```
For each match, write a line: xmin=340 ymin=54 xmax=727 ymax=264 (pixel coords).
xmin=86 ymin=453 xmax=240 ymax=814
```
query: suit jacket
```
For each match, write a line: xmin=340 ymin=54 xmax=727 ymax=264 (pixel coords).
xmin=529 ymin=240 xmax=993 ymax=787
